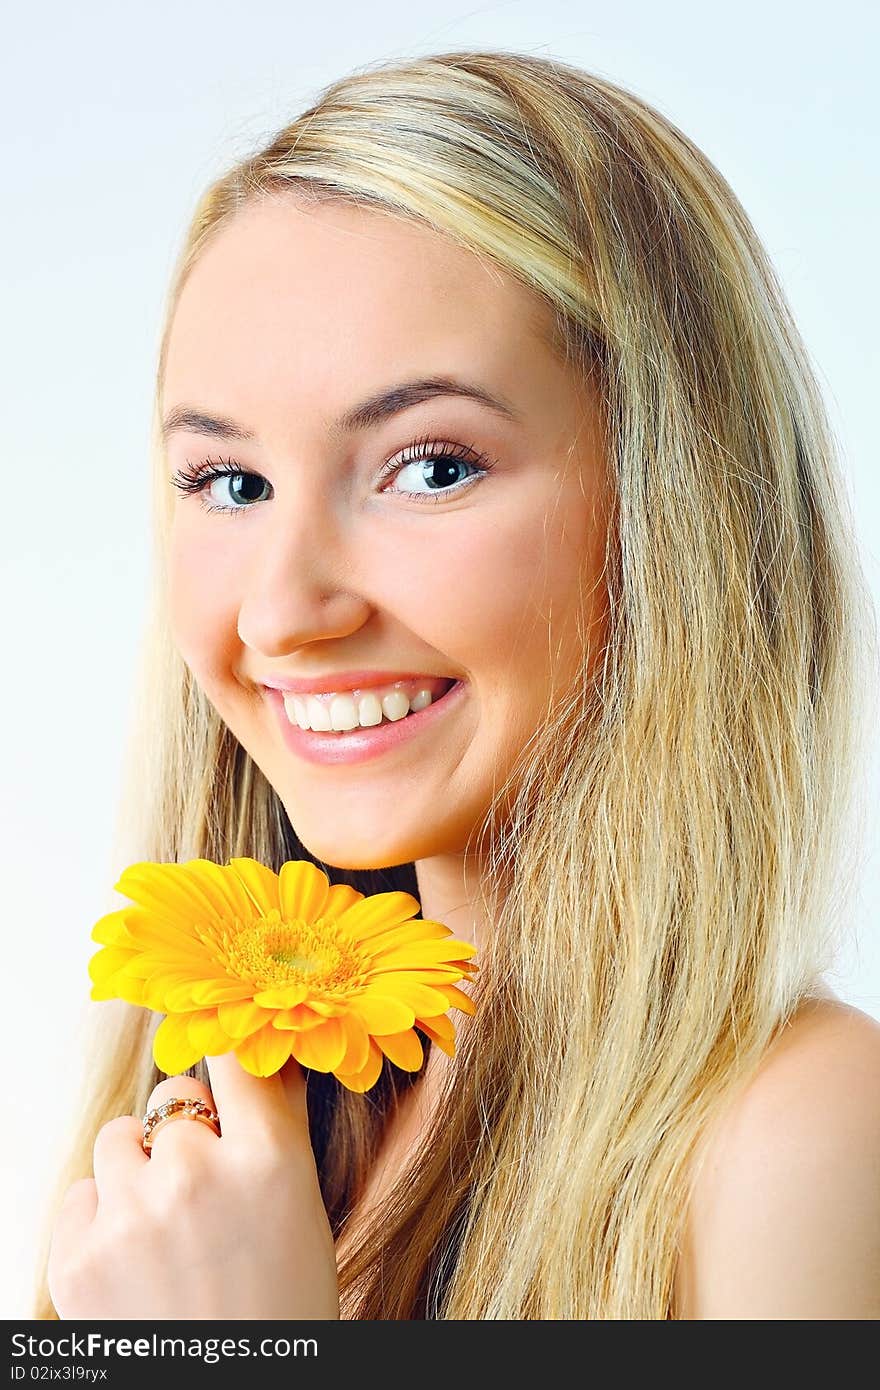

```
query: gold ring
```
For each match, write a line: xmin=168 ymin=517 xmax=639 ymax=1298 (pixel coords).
xmin=142 ymin=1096 xmax=221 ymax=1154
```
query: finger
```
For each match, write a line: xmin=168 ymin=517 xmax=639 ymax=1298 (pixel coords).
xmin=279 ymin=1055 xmax=309 ymax=1124
xmin=51 ymin=1177 xmax=98 ymax=1252
xmin=48 ymin=1178 xmax=98 ymax=1315
xmin=92 ymin=1115 xmax=149 ymax=1196
xmin=143 ymin=1073 xmax=221 ymax=1158
xmin=144 ymin=1073 xmax=217 ymax=1115
xmin=204 ymin=1050 xmax=306 ymax=1143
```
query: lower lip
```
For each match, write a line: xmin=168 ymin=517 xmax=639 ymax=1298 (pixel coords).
xmin=266 ymin=681 xmax=467 ymax=766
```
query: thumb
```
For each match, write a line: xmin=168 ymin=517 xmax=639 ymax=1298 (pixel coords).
xmin=278 ymin=1055 xmax=309 ymax=1126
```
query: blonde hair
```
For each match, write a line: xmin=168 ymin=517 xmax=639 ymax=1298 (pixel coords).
xmin=34 ymin=48 xmax=877 ymax=1318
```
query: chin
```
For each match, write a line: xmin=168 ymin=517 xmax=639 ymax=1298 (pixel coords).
xmin=304 ymin=849 xmax=416 ymax=877
xmin=286 ymin=814 xmax=467 ymax=874
xmin=284 ymin=821 xmax=414 ymax=873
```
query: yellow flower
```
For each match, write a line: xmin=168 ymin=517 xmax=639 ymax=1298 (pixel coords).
xmin=88 ymin=857 xmax=478 ymax=1091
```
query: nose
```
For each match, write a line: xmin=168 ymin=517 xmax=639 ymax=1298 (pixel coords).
xmin=235 ymin=489 xmax=372 ymax=659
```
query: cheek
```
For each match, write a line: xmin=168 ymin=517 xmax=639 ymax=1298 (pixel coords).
xmin=167 ymin=516 xmax=241 ymax=693
xmin=415 ymin=479 xmax=605 ymax=687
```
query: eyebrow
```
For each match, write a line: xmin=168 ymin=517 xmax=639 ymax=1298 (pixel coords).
xmin=161 ymin=375 xmax=520 ymax=444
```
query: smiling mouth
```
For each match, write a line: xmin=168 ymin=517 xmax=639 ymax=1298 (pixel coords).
xmin=279 ymin=677 xmax=458 ymax=734
xmin=266 ymin=677 xmax=467 ymax=765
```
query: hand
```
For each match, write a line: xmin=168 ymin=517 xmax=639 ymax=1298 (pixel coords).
xmin=47 ymin=1052 xmax=340 ymax=1319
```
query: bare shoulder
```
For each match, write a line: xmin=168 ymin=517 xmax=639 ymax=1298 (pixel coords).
xmin=674 ymin=989 xmax=880 ymax=1319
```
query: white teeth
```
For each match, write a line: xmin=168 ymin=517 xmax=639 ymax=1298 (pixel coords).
xmin=305 ymin=697 xmax=331 ymax=731
xmin=357 ymin=691 xmax=383 ymax=726
xmin=282 ymin=684 xmax=442 ymax=733
xmin=381 ymin=690 xmax=410 ymax=722
xmin=288 ymin=698 xmax=311 ymax=731
xmin=329 ymin=694 xmax=359 ymax=731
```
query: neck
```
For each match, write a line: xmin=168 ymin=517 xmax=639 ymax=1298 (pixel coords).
xmin=411 ymin=850 xmax=495 ymax=953
xmin=409 ymin=851 xmax=498 ymax=1095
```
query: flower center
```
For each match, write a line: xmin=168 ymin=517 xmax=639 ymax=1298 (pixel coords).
xmin=270 ymin=949 xmax=321 ymax=973
xmin=223 ymin=907 xmax=364 ymax=993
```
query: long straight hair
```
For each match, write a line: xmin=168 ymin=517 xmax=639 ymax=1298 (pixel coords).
xmin=34 ymin=49 xmax=877 ymax=1318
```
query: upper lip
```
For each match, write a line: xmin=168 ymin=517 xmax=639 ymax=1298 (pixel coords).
xmin=259 ymin=669 xmax=457 ymax=694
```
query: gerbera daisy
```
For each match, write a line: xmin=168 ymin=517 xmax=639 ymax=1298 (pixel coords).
xmin=88 ymin=857 xmax=478 ymax=1092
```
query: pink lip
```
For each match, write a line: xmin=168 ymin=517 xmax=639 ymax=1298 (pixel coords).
xmin=265 ymin=680 xmax=467 ymax=766
xmin=261 ymin=669 xmax=453 ymax=695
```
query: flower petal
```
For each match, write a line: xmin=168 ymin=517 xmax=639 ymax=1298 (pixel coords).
xmin=416 ymin=1012 xmax=455 ymax=1042
xmin=352 ymin=993 xmax=415 ymax=1034
xmin=302 ymin=998 xmax=346 ymax=1017
xmin=333 ymin=891 xmax=422 ymax=944
xmin=334 ymin=1039 xmax=385 ymax=1093
xmin=227 ymin=857 xmax=281 ymax=916
xmin=234 ymin=1021 xmax=294 ymax=1077
xmin=90 ymin=972 xmax=145 ymax=1005
xmin=153 ymin=1014 xmax=204 ymax=1074
xmin=355 ymin=918 xmax=452 ymax=953
xmin=176 ymin=859 xmax=258 ymax=925
xmin=187 ymin=1009 xmax=235 ymax=1055
xmin=121 ymin=906 xmax=214 ymax=955
xmin=366 ymin=939 xmax=477 ymax=969
xmin=366 ymin=980 xmax=452 ymax=1017
xmin=90 ymin=909 xmax=136 ymax=947
xmin=188 ymin=979 xmax=256 ymax=1007
xmin=141 ymin=969 xmax=221 ymax=1012
xmin=363 ymin=962 xmax=473 ymax=984
xmin=435 ymin=983 xmax=477 ymax=1015
xmin=252 ymin=984 xmax=309 ymax=1009
xmin=324 ymin=882 xmax=364 ymax=919
xmin=289 ymin=1017 xmax=348 ymax=1072
xmin=278 ymin=860 xmax=331 ymax=924
xmin=375 ymin=1029 xmax=424 ymax=1072
xmin=416 ymin=1016 xmax=457 ymax=1058
xmin=271 ymin=1003 xmax=330 ymax=1032
xmin=113 ymin=949 xmax=211 ymax=981
xmin=88 ymin=947 xmax=139 ymax=985
xmin=104 ymin=973 xmax=150 ymax=1007
xmin=114 ymin=862 xmax=228 ymax=934
xmin=336 ymin=1012 xmax=370 ymax=1074
xmin=217 ymin=999 xmax=274 ymax=1039
xmin=166 ymin=978 xmax=253 ymax=1011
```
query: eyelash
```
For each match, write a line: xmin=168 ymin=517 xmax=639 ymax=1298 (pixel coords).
xmin=168 ymin=434 xmax=498 ymax=516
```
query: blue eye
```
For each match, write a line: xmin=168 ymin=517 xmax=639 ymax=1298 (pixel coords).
xmin=168 ymin=436 xmax=497 ymax=516
xmin=375 ymin=436 xmax=496 ymax=502
xmin=168 ymin=459 xmax=269 ymax=516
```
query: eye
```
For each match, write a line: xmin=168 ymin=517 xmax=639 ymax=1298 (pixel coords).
xmin=168 ymin=456 xmax=270 ymax=516
xmin=376 ymin=435 xmax=497 ymax=505
xmin=167 ymin=436 xmax=498 ymax=516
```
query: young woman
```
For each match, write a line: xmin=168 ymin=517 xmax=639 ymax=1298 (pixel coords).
xmin=35 ymin=48 xmax=880 ymax=1320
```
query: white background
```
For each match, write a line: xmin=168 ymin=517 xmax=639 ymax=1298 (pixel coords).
xmin=2 ymin=0 xmax=877 ymax=1318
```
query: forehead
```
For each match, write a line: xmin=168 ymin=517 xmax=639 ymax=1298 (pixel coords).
xmin=161 ymin=195 xmax=556 ymax=420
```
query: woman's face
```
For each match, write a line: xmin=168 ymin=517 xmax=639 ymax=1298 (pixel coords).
xmin=162 ymin=194 xmax=610 ymax=869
